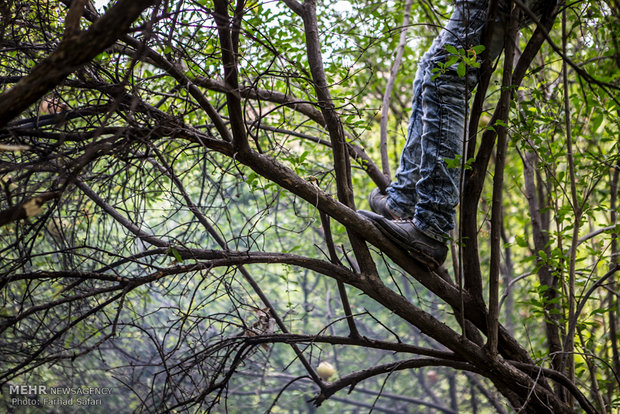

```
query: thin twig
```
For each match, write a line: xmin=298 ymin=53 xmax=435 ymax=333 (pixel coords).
xmin=379 ymin=0 xmax=414 ymax=180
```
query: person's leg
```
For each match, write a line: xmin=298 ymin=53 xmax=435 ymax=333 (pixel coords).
xmin=364 ymin=0 xmax=554 ymax=266
xmin=413 ymin=2 xmax=488 ymax=240
xmin=396 ymin=0 xmax=490 ymax=237
xmin=404 ymin=0 xmax=551 ymax=239
xmin=362 ymin=0 xmax=492 ymax=266
xmin=383 ymin=57 xmax=429 ymax=219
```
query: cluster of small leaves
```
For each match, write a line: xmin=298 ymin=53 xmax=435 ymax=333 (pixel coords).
xmin=431 ymin=44 xmax=485 ymax=80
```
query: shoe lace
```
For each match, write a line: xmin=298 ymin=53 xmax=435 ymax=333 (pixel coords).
xmin=392 ymin=219 xmax=414 ymax=224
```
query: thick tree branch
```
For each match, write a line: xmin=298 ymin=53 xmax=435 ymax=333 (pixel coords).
xmin=63 ymin=0 xmax=87 ymax=40
xmin=280 ymin=0 xmax=303 ymax=16
xmin=520 ymin=149 xmax=563 ymax=373
xmin=212 ymin=0 xmax=249 ymax=152
xmin=240 ymin=333 xmax=459 ymax=359
xmin=487 ymin=0 xmax=519 ymax=355
xmin=0 ymin=0 xmax=157 ymax=127
xmin=297 ymin=0 xmax=379 ymax=282
xmin=76 ymin=180 xmax=169 ymax=248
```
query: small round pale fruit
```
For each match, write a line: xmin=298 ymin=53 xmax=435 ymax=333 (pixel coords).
xmin=426 ymin=369 xmax=439 ymax=384
xmin=317 ymin=361 xmax=335 ymax=380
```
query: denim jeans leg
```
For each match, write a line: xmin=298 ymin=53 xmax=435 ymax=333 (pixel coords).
xmin=388 ymin=0 xmax=489 ymax=240
xmin=414 ymin=1 xmax=489 ymax=241
xmin=385 ymin=58 xmax=429 ymax=219
xmin=385 ymin=0 xmax=553 ymax=239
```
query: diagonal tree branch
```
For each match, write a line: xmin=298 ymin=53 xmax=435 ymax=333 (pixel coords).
xmin=193 ymin=77 xmax=388 ymax=189
xmin=0 ymin=192 xmax=59 ymax=227
xmin=297 ymin=0 xmax=379 ymax=279
xmin=311 ymin=357 xmax=480 ymax=406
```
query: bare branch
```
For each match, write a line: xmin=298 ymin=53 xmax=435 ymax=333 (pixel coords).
xmin=379 ymin=0 xmax=414 ymax=179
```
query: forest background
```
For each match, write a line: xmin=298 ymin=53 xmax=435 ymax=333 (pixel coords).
xmin=0 ymin=0 xmax=619 ymax=413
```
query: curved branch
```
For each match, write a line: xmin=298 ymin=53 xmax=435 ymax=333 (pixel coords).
xmin=514 ymin=0 xmax=620 ymax=96
xmin=0 ymin=284 xmax=123 ymax=335
xmin=194 ymin=77 xmax=325 ymax=125
xmin=510 ymin=361 xmax=598 ymax=414
xmin=76 ymin=180 xmax=169 ymax=248
xmin=578 ymin=222 xmax=618 ymax=245
xmin=0 ymin=290 xmax=125 ymax=383
xmin=564 ymin=264 xmax=620 ymax=355
xmin=241 ymin=333 xmax=460 ymax=359
xmin=311 ymin=357 xmax=480 ymax=406
xmin=121 ymin=251 xmax=360 ymax=287
xmin=280 ymin=0 xmax=303 ymax=16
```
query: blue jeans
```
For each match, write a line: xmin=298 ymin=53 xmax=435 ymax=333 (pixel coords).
xmin=385 ymin=0 xmax=508 ymax=241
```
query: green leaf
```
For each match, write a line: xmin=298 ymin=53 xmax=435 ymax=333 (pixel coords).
xmin=515 ymin=234 xmax=528 ymax=248
xmin=445 ymin=44 xmax=458 ymax=55
xmin=457 ymin=61 xmax=466 ymax=77
xmin=529 ymin=65 xmax=544 ymax=75
xmin=444 ymin=154 xmax=462 ymax=169
xmin=445 ymin=56 xmax=459 ymax=68
xmin=169 ymin=248 xmax=183 ymax=263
